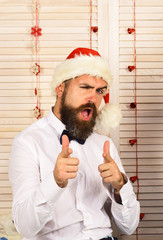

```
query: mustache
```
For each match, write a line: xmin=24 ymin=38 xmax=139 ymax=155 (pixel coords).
xmin=76 ymin=102 xmax=96 ymax=112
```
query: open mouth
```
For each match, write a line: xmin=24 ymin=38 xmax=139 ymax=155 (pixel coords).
xmin=81 ymin=108 xmax=93 ymax=121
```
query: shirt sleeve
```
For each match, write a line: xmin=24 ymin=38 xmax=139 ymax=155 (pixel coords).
xmin=9 ymin=136 xmax=65 ymax=239
xmin=104 ymin=139 xmax=140 ymax=235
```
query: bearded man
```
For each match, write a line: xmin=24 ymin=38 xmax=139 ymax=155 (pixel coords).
xmin=9 ymin=48 xmax=140 ymax=240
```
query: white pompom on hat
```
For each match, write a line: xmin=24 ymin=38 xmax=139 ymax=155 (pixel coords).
xmin=51 ymin=47 xmax=121 ymax=135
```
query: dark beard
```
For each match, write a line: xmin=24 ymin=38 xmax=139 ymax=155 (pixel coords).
xmin=60 ymin=99 xmax=97 ymax=141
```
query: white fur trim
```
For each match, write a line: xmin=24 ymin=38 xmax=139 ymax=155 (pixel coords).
xmin=95 ymin=103 xmax=122 ymax=136
xmin=51 ymin=54 xmax=112 ymax=98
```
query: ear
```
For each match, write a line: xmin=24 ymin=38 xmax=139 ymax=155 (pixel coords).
xmin=55 ymin=83 xmax=65 ymax=98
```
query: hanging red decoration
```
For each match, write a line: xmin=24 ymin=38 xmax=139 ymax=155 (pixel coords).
xmin=91 ymin=26 xmax=98 ymax=33
xmin=33 ymin=63 xmax=40 ymax=75
xmin=128 ymin=65 xmax=136 ymax=72
xmin=31 ymin=26 xmax=42 ymax=37
xmin=32 ymin=0 xmax=42 ymax=119
xmin=127 ymin=28 xmax=135 ymax=34
xmin=140 ymin=213 xmax=145 ymax=220
xmin=130 ymin=176 xmax=138 ymax=183
xmin=33 ymin=106 xmax=41 ymax=119
xmin=130 ymin=102 xmax=137 ymax=108
xmin=127 ymin=2 xmax=141 ymax=239
xmin=35 ymin=88 xmax=37 ymax=96
xmin=129 ymin=139 xmax=137 ymax=146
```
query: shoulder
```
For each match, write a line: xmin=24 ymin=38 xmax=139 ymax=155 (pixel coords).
xmin=13 ymin=115 xmax=48 ymax=144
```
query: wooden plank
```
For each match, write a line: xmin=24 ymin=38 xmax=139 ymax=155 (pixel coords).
xmin=120 ymin=130 xmax=163 ymax=138
xmin=119 ymin=75 xmax=163 ymax=83
xmin=120 ymin=137 xmax=163 ymax=145
xmin=120 ymin=35 xmax=163 ymax=41
xmin=120 ymin=89 xmax=163 ymax=97
xmin=120 ymin=0 xmax=163 ymax=6
xmin=120 ymin=151 xmax=163 ymax=159
xmin=120 ymin=48 xmax=163 ymax=55
xmin=120 ymin=41 xmax=163 ymax=48
xmin=0 ymin=40 xmax=93 ymax=48
xmin=122 ymin=158 xmax=163 ymax=166
xmin=0 ymin=33 xmax=97 ymax=41
xmin=0 ymin=4 xmax=96 ymax=13
xmin=120 ymin=96 xmax=163 ymax=103
xmin=0 ymin=12 xmax=97 ymax=20
xmin=120 ymin=13 xmax=163 ymax=20
xmin=120 ymin=6 xmax=163 ymax=13
xmin=119 ymin=82 xmax=163 ymax=90
xmin=0 ymin=0 xmax=95 ymax=6
xmin=0 ymin=96 xmax=55 ymax=104
xmin=0 ymin=19 xmax=97 ymax=27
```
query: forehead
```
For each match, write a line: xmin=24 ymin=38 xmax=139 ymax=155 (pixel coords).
xmin=70 ymin=74 xmax=107 ymax=88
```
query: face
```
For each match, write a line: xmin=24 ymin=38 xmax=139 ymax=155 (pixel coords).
xmin=58 ymin=75 xmax=108 ymax=140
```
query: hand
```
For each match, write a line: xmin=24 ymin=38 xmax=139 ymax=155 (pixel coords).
xmin=98 ymin=140 xmax=125 ymax=192
xmin=53 ymin=135 xmax=79 ymax=188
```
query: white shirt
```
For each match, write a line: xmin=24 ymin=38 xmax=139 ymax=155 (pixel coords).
xmin=9 ymin=109 xmax=140 ymax=240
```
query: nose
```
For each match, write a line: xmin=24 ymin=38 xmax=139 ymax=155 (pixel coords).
xmin=87 ymin=90 xmax=97 ymax=104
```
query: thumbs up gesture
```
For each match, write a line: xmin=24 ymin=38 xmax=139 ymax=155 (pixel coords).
xmin=53 ymin=135 xmax=79 ymax=188
xmin=98 ymin=141 xmax=125 ymax=192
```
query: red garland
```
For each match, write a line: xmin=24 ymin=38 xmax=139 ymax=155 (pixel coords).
xmin=32 ymin=0 xmax=41 ymax=119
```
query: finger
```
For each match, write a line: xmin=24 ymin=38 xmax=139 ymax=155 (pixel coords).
xmin=103 ymin=140 xmax=110 ymax=155
xmin=61 ymin=135 xmax=72 ymax=157
xmin=103 ymin=141 xmax=112 ymax=163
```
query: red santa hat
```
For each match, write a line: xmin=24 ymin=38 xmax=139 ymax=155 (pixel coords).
xmin=51 ymin=47 xmax=121 ymax=135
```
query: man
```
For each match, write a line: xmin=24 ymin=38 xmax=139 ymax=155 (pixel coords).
xmin=9 ymin=48 xmax=140 ymax=240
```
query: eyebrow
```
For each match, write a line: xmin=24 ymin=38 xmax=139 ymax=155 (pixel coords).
xmin=80 ymin=84 xmax=107 ymax=90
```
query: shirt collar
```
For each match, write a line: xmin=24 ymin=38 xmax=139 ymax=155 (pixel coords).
xmin=47 ymin=107 xmax=65 ymax=136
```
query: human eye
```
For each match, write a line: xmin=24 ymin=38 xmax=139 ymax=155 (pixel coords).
xmin=96 ymin=88 xmax=107 ymax=95
xmin=80 ymin=84 xmax=92 ymax=89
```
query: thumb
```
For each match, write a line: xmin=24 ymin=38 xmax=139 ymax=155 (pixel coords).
xmin=61 ymin=135 xmax=72 ymax=158
xmin=103 ymin=140 xmax=112 ymax=163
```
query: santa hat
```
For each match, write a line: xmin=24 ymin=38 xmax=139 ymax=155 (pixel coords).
xmin=51 ymin=47 xmax=121 ymax=135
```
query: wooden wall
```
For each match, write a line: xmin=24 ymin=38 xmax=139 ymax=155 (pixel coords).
xmin=0 ymin=0 xmax=163 ymax=239
xmin=119 ymin=0 xmax=163 ymax=239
